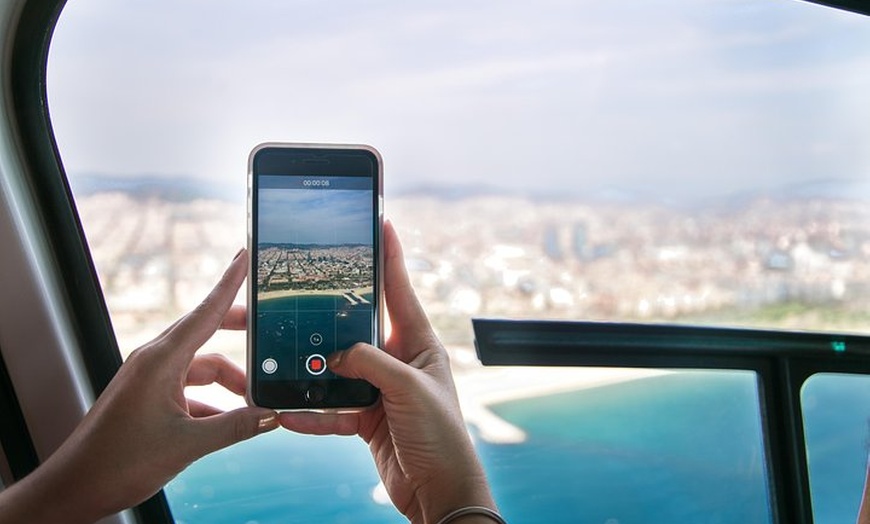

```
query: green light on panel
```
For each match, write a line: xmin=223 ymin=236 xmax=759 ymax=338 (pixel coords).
xmin=831 ymin=341 xmax=847 ymax=353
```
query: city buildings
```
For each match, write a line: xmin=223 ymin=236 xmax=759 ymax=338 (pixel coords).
xmin=75 ymin=188 xmax=870 ymax=359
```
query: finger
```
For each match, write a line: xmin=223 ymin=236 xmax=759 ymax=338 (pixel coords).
xmin=329 ymin=343 xmax=414 ymax=397
xmin=190 ymin=407 xmax=279 ymax=455
xmin=186 ymin=354 xmax=247 ymax=397
xmin=188 ymin=398 xmax=223 ymax=418
xmin=382 ymin=222 xmax=435 ymax=352
xmin=163 ymin=249 xmax=248 ymax=357
xmin=278 ymin=411 xmax=361 ymax=436
xmin=220 ymin=305 xmax=247 ymax=331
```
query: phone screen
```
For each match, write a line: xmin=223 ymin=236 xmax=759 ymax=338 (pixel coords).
xmin=248 ymin=144 xmax=382 ymax=410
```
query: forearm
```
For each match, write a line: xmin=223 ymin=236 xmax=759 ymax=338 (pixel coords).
xmin=0 ymin=470 xmax=95 ymax=524
xmin=0 ymin=443 xmax=104 ymax=524
xmin=0 ymin=480 xmax=39 ymax=524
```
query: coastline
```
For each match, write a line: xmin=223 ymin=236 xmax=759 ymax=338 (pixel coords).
xmin=450 ymin=349 xmax=668 ymax=445
xmin=258 ymin=286 xmax=373 ymax=301
xmin=180 ymin=340 xmax=667 ymax=447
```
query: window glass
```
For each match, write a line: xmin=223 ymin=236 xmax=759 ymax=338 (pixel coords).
xmin=49 ymin=1 xmax=870 ymax=348
xmin=479 ymin=370 xmax=771 ymax=523
xmin=46 ymin=0 xmax=868 ymax=522
xmin=801 ymin=373 xmax=870 ymax=524
xmin=167 ymin=370 xmax=772 ymax=523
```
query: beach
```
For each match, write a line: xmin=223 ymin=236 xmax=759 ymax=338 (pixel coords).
xmin=183 ymin=341 xmax=666 ymax=446
xmin=449 ymin=346 xmax=667 ymax=444
xmin=258 ymin=286 xmax=374 ymax=302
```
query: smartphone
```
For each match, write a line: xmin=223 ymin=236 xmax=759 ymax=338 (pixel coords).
xmin=247 ymin=143 xmax=383 ymax=410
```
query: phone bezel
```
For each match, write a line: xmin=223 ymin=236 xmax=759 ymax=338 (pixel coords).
xmin=246 ymin=142 xmax=384 ymax=411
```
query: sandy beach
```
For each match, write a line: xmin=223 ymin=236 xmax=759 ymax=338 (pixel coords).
xmin=258 ymin=286 xmax=373 ymax=301
xmin=449 ymin=346 xmax=668 ymax=445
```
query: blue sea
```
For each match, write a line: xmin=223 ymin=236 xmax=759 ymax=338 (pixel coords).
xmin=256 ymin=293 xmax=373 ymax=381
xmin=166 ymin=371 xmax=870 ymax=523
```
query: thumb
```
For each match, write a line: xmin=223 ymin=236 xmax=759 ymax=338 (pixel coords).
xmin=190 ymin=407 xmax=279 ymax=455
xmin=328 ymin=343 xmax=414 ymax=397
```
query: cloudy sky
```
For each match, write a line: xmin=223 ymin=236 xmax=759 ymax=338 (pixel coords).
xmin=258 ymin=188 xmax=373 ymax=245
xmin=47 ymin=0 xmax=870 ymax=202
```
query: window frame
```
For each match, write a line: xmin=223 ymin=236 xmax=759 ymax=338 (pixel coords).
xmin=2 ymin=0 xmax=171 ymax=520
xmin=0 ymin=348 xmax=39 ymax=482
xmin=811 ymin=0 xmax=870 ymax=15
xmin=473 ymin=319 xmax=870 ymax=523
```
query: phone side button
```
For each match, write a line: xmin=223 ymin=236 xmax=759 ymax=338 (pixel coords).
xmin=305 ymin=385 xmax=325 ymax=403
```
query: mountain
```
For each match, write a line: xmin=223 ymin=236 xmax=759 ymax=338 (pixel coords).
xmin=68 ymin=173 xmax=236 ymax=203
xmin=69 ymin=173 xmax=870 ymax=208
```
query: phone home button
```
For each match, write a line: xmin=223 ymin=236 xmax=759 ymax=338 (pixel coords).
xmin=305 ymin=385 xmax=325 ymax=404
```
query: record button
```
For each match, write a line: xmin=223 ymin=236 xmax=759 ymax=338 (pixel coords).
xmin=306 ymin=354 xmax=327 ymax=376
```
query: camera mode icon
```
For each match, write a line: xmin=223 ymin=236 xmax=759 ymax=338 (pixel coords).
xmin=262 ymin=358 xmax=278 ymax=375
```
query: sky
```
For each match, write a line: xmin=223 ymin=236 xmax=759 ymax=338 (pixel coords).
xmin=46 ymin=0 xmax=870 ymax=202
xmin=258 ymin=188 xmax=373 ymax=245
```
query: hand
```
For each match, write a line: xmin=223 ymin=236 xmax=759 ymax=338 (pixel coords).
xmin=279 ymin=222 xmax=496 ymax=524
xmin=859 ymin=461 xmax=870 ymax=524
xmin=0 ymin=249 xmax=278 ymax=524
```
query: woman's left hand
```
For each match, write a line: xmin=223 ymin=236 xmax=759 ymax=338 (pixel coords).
xmin=0 ymin=249 xmax=278 ymax=524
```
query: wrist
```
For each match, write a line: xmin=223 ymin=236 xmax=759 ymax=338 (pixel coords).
xmin=432 ymin=506 xmax=506 ymax=524
xmin=417 ymin=468 xmax=497 ymax=524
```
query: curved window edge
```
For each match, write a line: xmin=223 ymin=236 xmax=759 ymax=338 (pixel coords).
xmin=3 ymin=0 xmax=173 ymax=521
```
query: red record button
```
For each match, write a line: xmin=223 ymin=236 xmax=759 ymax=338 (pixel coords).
xmin=306 ymin=354 xmax=327 ymax=376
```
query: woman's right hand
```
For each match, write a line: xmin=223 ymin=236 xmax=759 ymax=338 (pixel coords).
xmin=279 ymin=221 xmax=496 ymax=524
xmin=858 ymin=460 xmax=870 ymax=524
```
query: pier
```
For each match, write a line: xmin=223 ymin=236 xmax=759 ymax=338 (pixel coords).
xmin=349 ymin=290 xmax=370 ymax=304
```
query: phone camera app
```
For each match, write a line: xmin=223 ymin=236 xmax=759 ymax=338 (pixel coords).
xmin=256 ymin=173 xmax=375 ymax=382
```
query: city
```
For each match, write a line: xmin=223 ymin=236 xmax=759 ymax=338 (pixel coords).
xmin=74 ymin=185 xmax=870 ymax=441
xmin=75 ymin=187 xmax=870 ymax=353
xmin=257 ymin=244 xmax=373 ymax=294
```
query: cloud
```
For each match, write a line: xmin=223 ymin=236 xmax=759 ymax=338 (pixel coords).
xmin=47 ymin=0 xmax=870 ymax=201
xmin=258 ymin=188 xmax=373 ymax=245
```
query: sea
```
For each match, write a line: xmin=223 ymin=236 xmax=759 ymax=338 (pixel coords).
xmin=256 ymin=293 xmax=373 ymax=380
xmin=166 ymin=371 xmax=870 ymax=524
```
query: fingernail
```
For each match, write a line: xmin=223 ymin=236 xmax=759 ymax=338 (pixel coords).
xmin=328 ymin=351 xmax=343 ymax=368
xmin=257 ymin=412 xmax=278 ymax=432
xmin=232 ymin=248 xmax=245 ymax=261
